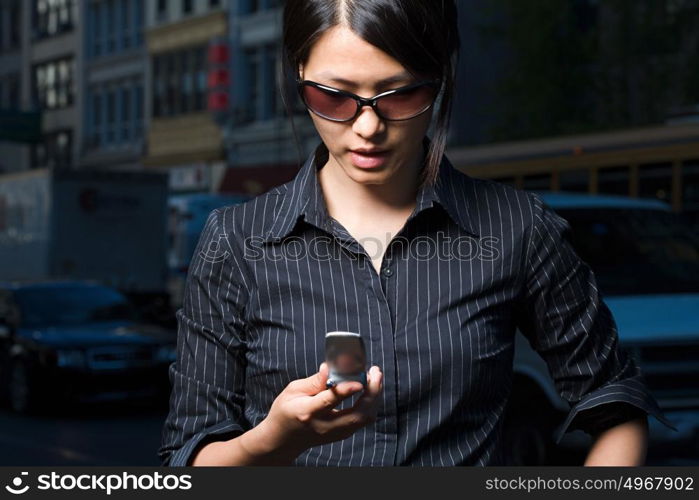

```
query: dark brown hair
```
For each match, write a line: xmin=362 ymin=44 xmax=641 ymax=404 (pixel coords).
xmin=279 ymin=0 xmax=460 ymax=188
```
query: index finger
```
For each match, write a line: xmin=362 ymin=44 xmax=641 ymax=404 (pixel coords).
xmin=331 ymin=366 xmax=383 ymax=415
xmin=307 ymin=380 xmax=364 ymax=414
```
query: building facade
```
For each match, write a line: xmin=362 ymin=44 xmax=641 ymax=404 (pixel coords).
xmin=0 ymin=0 xmax=26 ymax=174
xmin=0 ymin=0 xmax=81 ymax=173
xmin=29 ymin=0 xmax=82 ymax=171
xmin=80 ymin=0 xmax=145 ymax=171
xmin=218 ymin=0 xmax=318 ymax=196
xmin=143 ymin=0 xmax=232 ymax=194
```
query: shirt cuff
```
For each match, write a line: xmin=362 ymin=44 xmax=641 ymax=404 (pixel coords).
xmin=166 ymin=419 xmax=246 ymax=466
xmin=553 ymin=378 xmax=679 ymax=444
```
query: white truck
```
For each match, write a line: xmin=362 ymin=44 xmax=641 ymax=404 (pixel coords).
xmin=0 ymin=168 xmax=172 ymax=326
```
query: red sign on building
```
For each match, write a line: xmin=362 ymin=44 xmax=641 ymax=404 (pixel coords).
xmin=207 ymin=40 xmax=231 ymax=113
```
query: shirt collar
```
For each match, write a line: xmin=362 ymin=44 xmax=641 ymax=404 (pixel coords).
xmin=262 ymin=137 xmax=480 ymax=243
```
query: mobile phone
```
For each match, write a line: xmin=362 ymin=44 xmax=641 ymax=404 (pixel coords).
xmin=324 ymin=331 xmax=367 ymax=389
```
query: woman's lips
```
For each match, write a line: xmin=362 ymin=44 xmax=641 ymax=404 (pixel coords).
xmin=349 ymin=150 xmax=390 ymax=168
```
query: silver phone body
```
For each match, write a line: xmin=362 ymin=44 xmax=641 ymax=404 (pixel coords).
xmin=324 ymin=331 xmax=367 ymax=388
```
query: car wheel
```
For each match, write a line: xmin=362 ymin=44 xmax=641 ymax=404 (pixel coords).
xmin=9 ymin=359 xmax=40 ymax=415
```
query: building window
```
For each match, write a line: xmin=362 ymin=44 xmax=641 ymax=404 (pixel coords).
xmin=86 ymin=79 xmax=143 ymax=150
xmin=244 ymin=46 xmax=260 ymax=122
xmin=182 ymin=0 xmax=193 ymax=15
xmin=153 ymin=56 xmax=164 ymax=117
xmin=88 ymin=2 xmax=101 ymax=57
xmin=152 ymin=46 xmax=207 ymax=118
xmin=106 ymin=0 xmax=116 ymax=52
xmin=0 ymin=7 xmax=4 ymax=52
xmin=34 ymin=0 xmax=75 ymax=40
xmin=194 ymin=46 xmax=206 ymax=111
xmin=106 ymin=88 xmax=116 ymax=144
xmin=156 ymin=0 xmax=167 ymax=21
xmin=133 ymin=0 xmax=143 ymax=46
xmin=9 ymin=0 xmax=22 ymax=49
xmin=264 ymin=44 xmax=283 ymax=118
xmin=121 ymin=0 xmax=131 ymax=49
xmin=598 ymin=166 xmax=630 ymax=196
xmin=166 ymin=53 xmax=178 ymax=116
xmin=559 ymin=169 xmax=589 ymax=193
xmin=639 ymin=163 xmax=673 ymax=204
xmin=180 ymin=50 xmax=192 ymax=113
xmin=8 ymin=74 xmax=19 ymax=110
xmin=683 ymin=161 xmax=699 ymax=214
xmin=91 ymin=91 xmax=102 ymax=147
xmin=522 ymin=173 xmax=551 ymax=191
xmin=120 ymin=86 xmax=131 ymax=141
xmin=87 ymin=0 xmax=143 ymax=59
xmin=0 ymin=74 xmax=20 ymax=110
xmin=34 ymin=57 xmax=75 ymax=110
xmin=32 ymin=130 xmax=72 ymax=169
xmin=134 ymin=82 xmax=143 ymax=139
xmin=209 ymin=0 xmax=221 ymax=7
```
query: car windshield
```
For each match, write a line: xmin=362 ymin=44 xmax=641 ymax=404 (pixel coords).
xmin=553 ymin=207 xmax=699 ymax=296
xmin=14 ymin=285 xmax=141 ymax=328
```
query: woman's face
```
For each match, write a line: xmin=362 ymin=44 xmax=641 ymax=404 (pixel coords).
xmin=299 ymin=24 xmax=436 ymax=186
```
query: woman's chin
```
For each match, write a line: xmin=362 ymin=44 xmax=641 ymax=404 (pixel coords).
xmin=344 ymin=168 xmax=392 ymax=185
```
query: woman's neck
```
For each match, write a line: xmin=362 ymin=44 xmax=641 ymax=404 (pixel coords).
xmin=318 ymin=152 xmax=423 ymax=224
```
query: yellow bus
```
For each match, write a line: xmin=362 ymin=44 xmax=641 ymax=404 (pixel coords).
xmin=447 ymin=122 xmax=699 ymax=218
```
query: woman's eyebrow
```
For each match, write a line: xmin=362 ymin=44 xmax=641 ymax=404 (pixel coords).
xmin=316 ymin=70 xmax=413 ymax=88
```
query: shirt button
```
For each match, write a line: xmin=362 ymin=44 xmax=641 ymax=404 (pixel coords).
xmin=382 ymin=267 xmax=393 ymax=277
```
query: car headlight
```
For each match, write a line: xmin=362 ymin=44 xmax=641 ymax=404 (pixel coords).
xmin=155 ymin=344 xmax=177 ymax=363
xmin=56 ymin=349 xmax=86 ymax=369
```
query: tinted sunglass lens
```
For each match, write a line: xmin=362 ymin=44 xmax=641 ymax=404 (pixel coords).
xmin=377 ymin=85 xmax=437 ymax=120
xmin=301 ymin=85 xmax=356 ymax=121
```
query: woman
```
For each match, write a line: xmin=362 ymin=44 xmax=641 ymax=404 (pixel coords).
xmin=159 ymin=0 xmax=675 ymax=466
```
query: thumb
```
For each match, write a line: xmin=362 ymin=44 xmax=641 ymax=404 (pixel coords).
xmin=297 ymin=362 xmax=330 ymax=395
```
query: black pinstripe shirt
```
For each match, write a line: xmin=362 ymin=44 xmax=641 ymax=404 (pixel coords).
xmin=159 ymin=138 xmax=676 ymax=466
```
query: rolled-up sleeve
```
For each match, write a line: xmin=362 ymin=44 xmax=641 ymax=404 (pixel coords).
xmin=158 ymin=207 xmax=252 ymax=466
xmin=515 ymin=193 xmax=678 ymax=445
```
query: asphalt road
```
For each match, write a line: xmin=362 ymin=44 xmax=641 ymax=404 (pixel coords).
xmin=0 ymin=399 xmax=167 ymax=466
xmin=0 ymin=400 xmax=696 ymax=466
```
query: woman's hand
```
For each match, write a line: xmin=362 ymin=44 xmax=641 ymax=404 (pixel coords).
xmin=256 ymin=362 xmax=383 ymax=459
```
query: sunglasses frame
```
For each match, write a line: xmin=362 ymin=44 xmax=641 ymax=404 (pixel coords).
xmin=296 ymin=77 xmax=442 ymax=122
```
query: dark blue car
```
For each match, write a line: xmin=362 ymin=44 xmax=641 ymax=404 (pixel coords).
xmin=0 ymin=280 xmax=177 ymax=414
xmin=505 ymin=191 xmax=699 ymax=464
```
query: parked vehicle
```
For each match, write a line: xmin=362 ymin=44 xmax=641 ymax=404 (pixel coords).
xmin=0 ymin=280 xmax=176 ymax=414
xmin=0 ymin=168 xmax=171 ymax=327
xmin=504 ymin=191 xmax=699 ymax=465
xmin=167 ymin=192 xmax=249 ymax=307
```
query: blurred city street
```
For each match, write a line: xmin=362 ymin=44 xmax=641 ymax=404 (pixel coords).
xmin=0 ymin=0 xmax=698 ymax=468
xmin=0 ymin=399 xmax=167 ymax=466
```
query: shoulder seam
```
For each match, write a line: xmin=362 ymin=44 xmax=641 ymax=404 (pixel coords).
xmin=520 ymin=191 xmax=542 ymax=294
xmin=214 ymin=205 xmax=256 ymax=308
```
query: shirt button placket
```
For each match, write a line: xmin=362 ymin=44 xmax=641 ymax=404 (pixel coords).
xmin=367 ymin=256 xmax=398 ymax=465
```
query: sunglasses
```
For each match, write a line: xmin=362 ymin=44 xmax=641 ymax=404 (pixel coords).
xmin=296 ymin=77 xmax=441 ymax=122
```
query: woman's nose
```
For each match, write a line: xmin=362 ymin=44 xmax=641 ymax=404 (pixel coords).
xmin=352 ymin=105 xmax=385 ymax=137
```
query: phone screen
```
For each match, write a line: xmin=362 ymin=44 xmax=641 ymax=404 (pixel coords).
xmin=325 ymin=331 xmax=367 ymax=388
